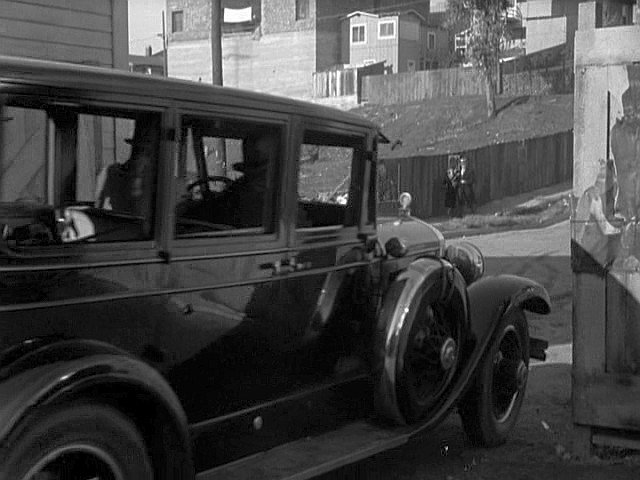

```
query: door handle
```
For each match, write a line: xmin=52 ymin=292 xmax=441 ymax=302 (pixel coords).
xmin=260 ymin=257 xmax=312 ymax=276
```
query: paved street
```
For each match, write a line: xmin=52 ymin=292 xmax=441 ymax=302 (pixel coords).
xmin=465 ymin=219 xmax=570 ymax=257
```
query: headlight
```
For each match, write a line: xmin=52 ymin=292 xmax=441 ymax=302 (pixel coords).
xmin=444 ymin=241 xmax=485 ymax=285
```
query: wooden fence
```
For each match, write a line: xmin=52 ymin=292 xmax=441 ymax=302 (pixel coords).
xmin=362 ymin=66 xmax=573 ymax=105
xmin=312 ymin=68 xmax=358 ymax=98
xmin=312 ymin=62 xmax=386 ymax=100
xmin=378 ymin=130 xmax=573 ymax=219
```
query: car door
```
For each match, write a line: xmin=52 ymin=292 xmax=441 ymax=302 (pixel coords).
xmin=279 ymin=120 xmax=376 ymax=379
xmin=159 ymin=109 xmax=303 ymax=422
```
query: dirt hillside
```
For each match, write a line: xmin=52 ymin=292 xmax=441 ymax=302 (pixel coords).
xmin=352 ymin=94 xmax=574 ymax=158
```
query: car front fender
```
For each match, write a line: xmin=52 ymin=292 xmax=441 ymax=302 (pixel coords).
xmin=0 ymin=339 xmax=193 ymax=478
xmin=374 ymin=257 xmax=469 ymax=425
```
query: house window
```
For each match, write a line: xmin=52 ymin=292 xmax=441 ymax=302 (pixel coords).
xmin=379 ymin=20 xmax=395 ymax=39
xmin=428 ymin=32 xmax=436 ymax=50
xmin=352 ymin=24 xmax=366 ymax=44
xmin=172 ymin=10 xmax=184 ymax=33
xmin=296 ymin=0 xmax=309 ymax=20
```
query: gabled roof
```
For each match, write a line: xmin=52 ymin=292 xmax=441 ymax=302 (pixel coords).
xmin=342 ymin=11 xmax=379 ymax=21
xmin=342 ymin=9 xmax=426 ymax=23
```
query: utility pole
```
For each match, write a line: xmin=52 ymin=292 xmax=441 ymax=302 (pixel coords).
xmin=161 ymin=11 xmax=168 ymax=77
xmin=211 ymin=0 xmax=223 ymax=86
xmin=210 ymin=0 xmax=226 ymax=174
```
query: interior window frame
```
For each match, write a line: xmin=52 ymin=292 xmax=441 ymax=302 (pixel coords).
xmin=0 ymin=91 xmax=168 ymax=259
xmin=169 ymin=107 xmax=289 ymax=254
xmin=294 ymin=120 xmax=368 ymax=238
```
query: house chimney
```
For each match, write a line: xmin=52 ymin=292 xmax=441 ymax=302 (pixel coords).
xmin=145 ymin=45 xmax=153 ymax=56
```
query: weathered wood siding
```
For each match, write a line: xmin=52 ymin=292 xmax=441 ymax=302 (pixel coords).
xmin=379 ymin=130 xmax=573 ymax=219
xmin=0 ymin=0 xmax=128 ymax=69
xmin=571 ymin=9 xmax=640 ymax=455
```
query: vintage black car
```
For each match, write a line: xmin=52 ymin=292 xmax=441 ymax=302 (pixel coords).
xmin=0 ymin=56 xmax=550 ymax=480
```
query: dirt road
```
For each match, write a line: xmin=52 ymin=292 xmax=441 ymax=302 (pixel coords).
xmin=326 ymin=220 xmax=640 ymax=479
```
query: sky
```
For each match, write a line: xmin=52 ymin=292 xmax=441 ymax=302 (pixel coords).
xmin=128 ymin=0 xmax=166 ymax=55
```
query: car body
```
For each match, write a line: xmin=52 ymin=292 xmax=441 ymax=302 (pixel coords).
xmin=0 ymin=56 xmax=550 ymax=480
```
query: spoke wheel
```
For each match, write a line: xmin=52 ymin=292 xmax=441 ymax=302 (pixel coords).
xmin=1 ymin=402 xmax=154 ymax=480
xmin=460 ymin=309 xmax=530 ymax=447
xmin=397 ymin=298 xmax=462 ymax=423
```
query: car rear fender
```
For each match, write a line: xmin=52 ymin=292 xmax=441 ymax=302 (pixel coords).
xmin=374 ymin=257 xmax=469 ymax=424
xmin=466 ymin=274 xmax=551 ymax=349
xmin=0 ymin=338 xmax=193 ymax=479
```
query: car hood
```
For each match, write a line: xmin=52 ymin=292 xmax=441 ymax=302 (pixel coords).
xmin=377 ymin=215 xmax=445 ymax=257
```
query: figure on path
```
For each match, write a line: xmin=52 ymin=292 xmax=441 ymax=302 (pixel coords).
xmin=458 ymin=156 xmax=476 ymax=215
xmin=443 ymin=156 xmax=460 ymax=217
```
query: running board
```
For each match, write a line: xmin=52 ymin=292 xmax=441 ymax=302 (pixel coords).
xmin=196 ymin=420 xmax=413 ymax=480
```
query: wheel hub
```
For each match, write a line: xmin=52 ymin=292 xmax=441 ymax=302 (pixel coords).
xmin=440 ymin=337 xmax=457 ymax=370
xmin=516 ymin=360 xmax=528 ymax=389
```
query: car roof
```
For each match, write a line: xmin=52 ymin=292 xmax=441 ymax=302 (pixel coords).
xmin=0 ymin=55 xmax=376 ymax=131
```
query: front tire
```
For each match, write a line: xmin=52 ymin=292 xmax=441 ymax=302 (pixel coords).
xmin=396 ymin=296 xmax=462 ymax=423
xmin=460 ymin=309 xmax=530 ymax=447
xmin=0 ymin=401 xmax=154 ymax=480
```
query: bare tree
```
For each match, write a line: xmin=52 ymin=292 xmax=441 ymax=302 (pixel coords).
xmin=447 ymin=0 xmax=509 ymax=118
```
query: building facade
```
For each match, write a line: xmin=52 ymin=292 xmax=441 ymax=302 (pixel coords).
xmin=0 ymin=0 xmax=129 ymax=69
xmin=343 ymin=10 xmax=428 ymax=74
xmin=166 ymin=0 xmax=432 ymax=99
xmin=520 ymin=0 xmax=635 ymax=55
xmin=129 ymin=47 xmax=166 ymax=76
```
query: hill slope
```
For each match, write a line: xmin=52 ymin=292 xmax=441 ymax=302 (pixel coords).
xmin=352 ymin=94 xmax=574 ymax=158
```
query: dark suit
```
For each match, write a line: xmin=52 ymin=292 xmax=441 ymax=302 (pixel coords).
xmin=458 ymin=165 xmax=475 ymax=213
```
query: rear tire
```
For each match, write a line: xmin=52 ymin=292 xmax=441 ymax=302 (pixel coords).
xmin=0 ymin=401 xmax=154 ymax=480
xmin=460 ymin=309 xmax=530 ymax=447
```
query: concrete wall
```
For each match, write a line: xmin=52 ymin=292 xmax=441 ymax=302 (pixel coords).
xmin=526 ymin=16 xmax=567 ymax=54
xmin=0 ymin=0 xmax=128 ymax=68
xmin=522 ymin=0 xmax=632 ymax=56
xmin=168 ymin=30 xmax=316 ymax=99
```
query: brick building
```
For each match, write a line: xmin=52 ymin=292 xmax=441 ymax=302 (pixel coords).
xmin=166 ymin=0 xmax=431 ymax=99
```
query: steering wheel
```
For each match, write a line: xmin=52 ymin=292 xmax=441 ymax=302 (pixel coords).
xmin=187 ymin=175 xmax=233 ymax=194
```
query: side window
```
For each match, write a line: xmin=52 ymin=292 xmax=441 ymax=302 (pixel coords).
xmin=0 ymin=95 xmax=160 ymax=246
xmin=297 ymin=130 xmax=362 ymax=229
xmin=174 ymin=115 xmax=281 ymax=237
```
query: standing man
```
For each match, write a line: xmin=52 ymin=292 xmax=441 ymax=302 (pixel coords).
xmin=458 ymin=156 xmax=476 ymax=214
xmin=443 ymin=156 xmax=460 ymax=217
